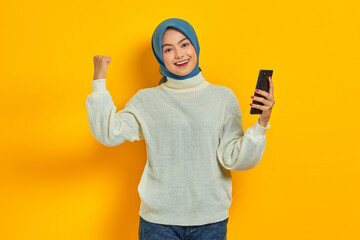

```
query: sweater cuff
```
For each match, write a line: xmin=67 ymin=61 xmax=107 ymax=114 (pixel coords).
xmin=253 ymin=118 xmax=270 ymax=136
xmin=91 ymin=78 xmax=106 ymax=93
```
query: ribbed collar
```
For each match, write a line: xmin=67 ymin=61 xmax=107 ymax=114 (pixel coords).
xmin=161 ymin=71 xmax=208 ymax=90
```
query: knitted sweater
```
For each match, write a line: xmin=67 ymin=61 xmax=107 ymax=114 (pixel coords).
xmin=86 ymin=71 xmax=270 ymax=226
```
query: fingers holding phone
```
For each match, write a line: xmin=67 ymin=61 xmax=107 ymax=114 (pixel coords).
xmin=250 ymin=70 xmax=273 ymax=114
xmin=250 ymin=70 xmax=275 ymax=127
xmin=251 ymin=77 xmax=275 ymax=110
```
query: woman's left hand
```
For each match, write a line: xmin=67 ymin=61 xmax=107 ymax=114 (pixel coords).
xmin=250 ymin=76 xmax=275 ymax=127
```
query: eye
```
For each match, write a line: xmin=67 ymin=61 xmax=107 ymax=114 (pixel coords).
xmin=164 ymin=48 xmax=172 ymax=53
xmin=182 ymin=43 xmax=190 ymax=47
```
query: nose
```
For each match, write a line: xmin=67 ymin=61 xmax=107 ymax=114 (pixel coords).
xmin=174 ymin=49 xmax=184 ymax=59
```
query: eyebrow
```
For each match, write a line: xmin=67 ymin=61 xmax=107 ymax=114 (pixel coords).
xmin=161 ymin=37 xmax=189 ymax=49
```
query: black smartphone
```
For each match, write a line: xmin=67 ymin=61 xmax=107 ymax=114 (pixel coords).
xmin=250 ymin=70 xmax=273 ymax=114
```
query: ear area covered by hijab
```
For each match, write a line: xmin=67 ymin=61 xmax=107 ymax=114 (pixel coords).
xmin=151 ymin=18 xmax=201 ymax=85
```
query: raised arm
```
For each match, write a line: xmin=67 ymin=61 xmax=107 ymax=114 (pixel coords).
xmin=86 ymin=55 xmax=144 ymax=147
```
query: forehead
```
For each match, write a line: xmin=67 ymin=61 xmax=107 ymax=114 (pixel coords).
xmin=162 ymin=28 xmax=187 ymax=43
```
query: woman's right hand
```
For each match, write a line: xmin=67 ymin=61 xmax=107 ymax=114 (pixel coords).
xmin=93 ymin=55 xmax=112 ymax=80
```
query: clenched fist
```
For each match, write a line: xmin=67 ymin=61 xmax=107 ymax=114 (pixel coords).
xmin=93 ymin=55 xmax=112 ymax=80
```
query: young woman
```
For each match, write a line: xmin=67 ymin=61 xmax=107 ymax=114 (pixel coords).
xmin=86 ymin=18 xmax=275 ymax=240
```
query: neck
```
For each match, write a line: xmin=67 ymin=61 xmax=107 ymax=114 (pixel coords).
xmin=162 ymin=71 xmax=207 ymax=90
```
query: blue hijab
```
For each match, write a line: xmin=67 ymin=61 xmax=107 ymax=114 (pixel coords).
xmin=151 ymin=18 xmax=201 ymax=85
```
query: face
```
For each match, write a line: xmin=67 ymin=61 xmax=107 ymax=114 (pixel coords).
xmin=161 ymin=28 xmax=197 ymax=76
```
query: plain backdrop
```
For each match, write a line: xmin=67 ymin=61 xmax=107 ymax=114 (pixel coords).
xmin=0 ymin=0 xmax=359 ymax=239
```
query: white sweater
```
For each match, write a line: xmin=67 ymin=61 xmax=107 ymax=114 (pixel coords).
xmin=86 ymin=71 xmax=270 ymax=226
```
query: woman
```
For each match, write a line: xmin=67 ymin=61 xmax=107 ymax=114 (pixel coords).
xmin=86 ymin=18 xmax=275 ymax=240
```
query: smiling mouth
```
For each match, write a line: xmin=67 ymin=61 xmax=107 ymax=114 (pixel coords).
xmin=174 ymin=59 xmax=190 ymax=67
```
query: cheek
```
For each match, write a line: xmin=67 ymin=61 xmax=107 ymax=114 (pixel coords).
xmin=163 ymin=55 xmax=172 ymax=67
xmin=188 ymin=47 xmax=197 ymax=59
xmin=189 ymin=49 xmax=197 ymax=64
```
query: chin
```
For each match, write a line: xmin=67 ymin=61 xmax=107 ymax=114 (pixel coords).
xmin=176 ymin=71 xmax=191 ymax=76
xmin=166 ymin=63 xmax=196 ymax=76
xmin=174 ymin=67 xmax=196 ymax=77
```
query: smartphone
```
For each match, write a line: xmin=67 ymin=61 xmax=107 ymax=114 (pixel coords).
xmin=250 ymin=70 xmax=273 ymax=114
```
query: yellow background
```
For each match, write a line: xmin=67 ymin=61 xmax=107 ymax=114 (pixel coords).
xmin=1 ymin=0 xmax=359 ymax=239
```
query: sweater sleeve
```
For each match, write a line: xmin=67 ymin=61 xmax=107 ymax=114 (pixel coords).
xmin=217 ymin=89 xmax=270 ymax=171
xmin=85 ymin=79 xmax=144 ymax=147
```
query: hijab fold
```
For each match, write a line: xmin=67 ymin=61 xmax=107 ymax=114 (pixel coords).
xmin=151 ymin=18 xmax=201 ymax=85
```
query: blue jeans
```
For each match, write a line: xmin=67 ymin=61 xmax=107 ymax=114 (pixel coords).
xmin=138 ymin=216 xmax=228 ymax=240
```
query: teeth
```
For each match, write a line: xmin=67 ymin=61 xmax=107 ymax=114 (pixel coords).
xmin=175 ymin=59 xmax=189 ymax=65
